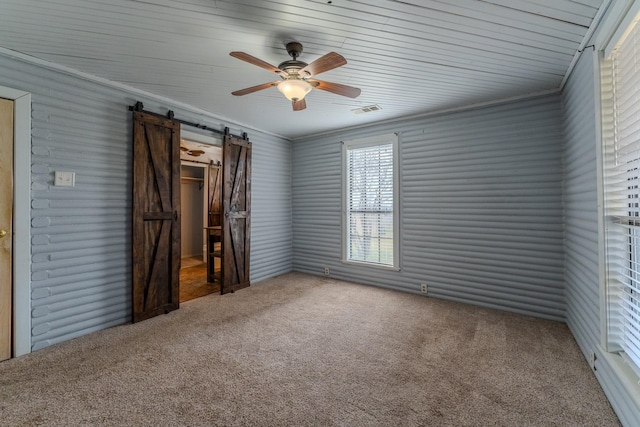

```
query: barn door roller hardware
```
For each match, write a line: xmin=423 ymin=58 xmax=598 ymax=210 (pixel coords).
xmin=128 ymin=101 xmax=249 ymax=141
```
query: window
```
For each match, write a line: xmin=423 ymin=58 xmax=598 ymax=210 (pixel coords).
xmin=603 ymin=17 xmax=640 ymax=376
xmin=343 ymin=134 xmax=399 ymax=268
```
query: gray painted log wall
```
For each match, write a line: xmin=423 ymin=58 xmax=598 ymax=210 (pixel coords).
xmin=562 ymin=49 xmax=640 ymax=425
xmin=293 ymin=95 xmax=565 ymax=321
xmin=0 ymin=52 xmax=292 ymax=351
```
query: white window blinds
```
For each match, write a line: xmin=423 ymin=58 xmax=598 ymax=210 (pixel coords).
xmin=345 ymin=140 xmax=396 ymax=266
xmin=605 ymin=18 xmax=640 ymax=376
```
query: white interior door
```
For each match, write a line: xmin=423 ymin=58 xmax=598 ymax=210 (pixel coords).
xmin=0 ymin=97 xmax=14 ymax=361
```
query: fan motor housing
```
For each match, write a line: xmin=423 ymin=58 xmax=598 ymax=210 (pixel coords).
xmin=277 ymin=60 xmax=308 ymax=77
xmin=285 ymin=41 xmax=303 ymax=58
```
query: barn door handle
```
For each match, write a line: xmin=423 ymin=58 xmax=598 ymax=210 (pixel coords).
xmin=174 ymin=211 xmax=178 ymax=221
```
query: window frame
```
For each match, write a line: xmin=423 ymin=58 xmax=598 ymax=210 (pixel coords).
xmin=600 ymin=4 xmax=640 ymax=379
xmin=342 ymin=133 xmax=400 ymax=270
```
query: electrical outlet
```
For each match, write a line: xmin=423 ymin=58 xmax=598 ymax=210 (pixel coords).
xmin=324 ymin=267 xmax=330 ymax=276
xmin=589 ymin=351 xmax=597 ymax=370
xmin=421 ymin=283 xmax=428 ymax=293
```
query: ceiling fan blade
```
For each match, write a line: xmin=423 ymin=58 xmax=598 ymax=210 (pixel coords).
xmin=292 ymin=99 xmax=307 ymax=111
xmin=309 ymin=79 xmax=361 ymax=98
xmin=230 ymin=52 xmax=288 ymax=76
xmin=299 ymin=52 xmax=347 ymax=77
xmin=231 ymin=81 xmax=280 ymax=96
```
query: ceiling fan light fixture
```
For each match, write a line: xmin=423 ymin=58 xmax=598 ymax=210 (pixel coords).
xmin=277 ymin=79 xmax=312 ymax=101
xmin=230 ymin=42 xmax=359 ymax=111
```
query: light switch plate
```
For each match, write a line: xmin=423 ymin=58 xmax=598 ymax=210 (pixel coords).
xmin=54 ymin=171 xmax=75 ymax=187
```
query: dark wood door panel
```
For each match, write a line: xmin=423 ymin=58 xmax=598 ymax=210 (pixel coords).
xmin=221 ymin=135 xmax=251 ymax=295
xmin=132 ymin=111 xmax=180 ymax=322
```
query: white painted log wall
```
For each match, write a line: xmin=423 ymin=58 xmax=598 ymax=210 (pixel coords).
xmin=293 ymin=95 xmax=565 ymax=321
xmin=0 ymin=51 xmax=292 ymax=351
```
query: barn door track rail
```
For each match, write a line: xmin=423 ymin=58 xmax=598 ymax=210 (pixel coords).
xmin=128 ymin=101 xmax=250 ymax=141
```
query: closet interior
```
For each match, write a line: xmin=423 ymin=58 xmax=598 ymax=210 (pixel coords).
xmin=179 ymin=133 xmax=222 ymax=302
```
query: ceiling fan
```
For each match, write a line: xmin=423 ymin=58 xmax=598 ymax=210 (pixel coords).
xmin=230 ymin=42 xmax=361 ymax=111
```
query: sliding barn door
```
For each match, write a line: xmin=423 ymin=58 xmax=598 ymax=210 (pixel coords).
xmin=132 ymin=112 xmax=180 ymax=322
xmin=221 ymin=135 xmax=251 ymax=294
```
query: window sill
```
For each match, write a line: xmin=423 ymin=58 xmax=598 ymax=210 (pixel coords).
xmin=597 ymin=347 xmax=640 ymax=422
xmin=341 ymin=259 xmax=400 ymax=271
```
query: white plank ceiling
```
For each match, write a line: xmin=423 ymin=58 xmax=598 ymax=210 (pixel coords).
xmin=0 ymin=0 xmax=605 ymax=138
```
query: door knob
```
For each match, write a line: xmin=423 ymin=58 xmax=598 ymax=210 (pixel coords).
xmin=0 ymin=230 xmax=6 ymax=238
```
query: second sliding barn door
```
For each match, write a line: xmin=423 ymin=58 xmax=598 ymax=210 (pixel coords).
xmin=221 ymin=135 xmax=251 ymax=295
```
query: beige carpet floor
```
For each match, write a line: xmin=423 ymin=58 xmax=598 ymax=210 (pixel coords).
xmin=0 ymin=273 xmax=619 ymax=426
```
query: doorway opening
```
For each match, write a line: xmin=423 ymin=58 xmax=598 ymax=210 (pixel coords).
xmin=179 ymin=130 xmax=222 ymax=302
xmin=0 ymin=86 xmax=30 ymax=359
xmin=132 ymin=110 xmax=252 ymax=321
xmin=1 ymin=97 xmax=14 ymax=361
